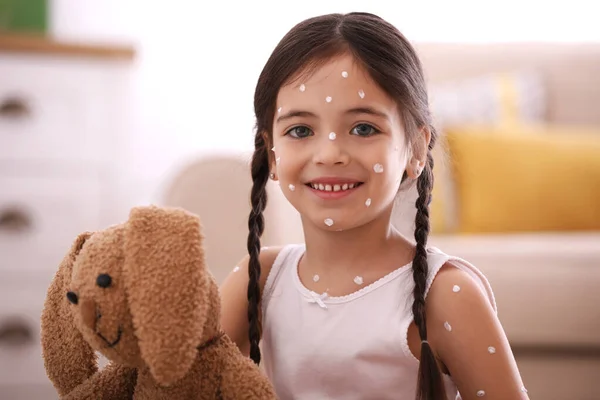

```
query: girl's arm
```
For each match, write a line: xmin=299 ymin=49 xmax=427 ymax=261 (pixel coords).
xmin=426 ymin=265 xmax=530 ymax=400
xmin=219 ymin=247 xmax=282 ymax=356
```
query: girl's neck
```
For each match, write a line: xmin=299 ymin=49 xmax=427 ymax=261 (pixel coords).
xmin=300 ymin=209 xmax=413 ymax=276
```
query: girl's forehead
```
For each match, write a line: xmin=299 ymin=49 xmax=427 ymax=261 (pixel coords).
xmin=276 ymin=54 xmax=395 ymax=111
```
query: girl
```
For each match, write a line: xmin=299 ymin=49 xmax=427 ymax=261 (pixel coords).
xmin=220 ymin=12 xmax=528 ymax=400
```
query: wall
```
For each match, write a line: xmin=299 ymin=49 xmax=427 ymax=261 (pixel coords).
xmin=49 ymin=0 xmax=599 ymax=205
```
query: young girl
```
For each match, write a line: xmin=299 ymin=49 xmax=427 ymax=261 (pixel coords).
xmin=220 ymin=12 xmax=528 ymax=400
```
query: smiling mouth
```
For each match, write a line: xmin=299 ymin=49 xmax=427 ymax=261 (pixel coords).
xmin=307 ymin=182 xmax=364 ymax=192
xmin=96 ymin=326 xmax=123 ymax=348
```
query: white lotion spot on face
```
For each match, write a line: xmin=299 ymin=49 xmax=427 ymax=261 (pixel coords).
xmin=271 ymin=146 xmax=275 ymax=152
xmin=276 ymin=157 xmax=281 ymax=165
xmin=313 ymin=274 xmax=320 ymax=282
xmin=277 ymin=107 xmax=282 ymax=113
xmin=353 ymin=276 xmax=364 ymax=285
xmin=325 ymin=96 xmax=332 ymax=103
xmin=444 ymin=321 xmax=452 ymax=332
xmin=341 ymin=70 xmax=348 ymax=78
xmin=233 ymin=266 xmax=240 ymax=273
xmin=288 ymin=184 xmax=295 ymax=191
xmin=299 ymin=84 xmax=306 ymax=92
xmin=358 ymin=89 xmax=365 ymax=99
xmin=373 ymin=163 xmax=384 ymax=173
xmin=328 ymin=132 xmax=336 ymax=140
xmin=324 ymin=218 xmax=334 ymax=226
xmin=488 ymin=346 xmax=496 ymax=354
xmin=476 ymin=390 xmax=485 ymax=397
xmin=365 ymin=198 xmax=372 ymax=207
xmin=452 ymin=285 xmax=461 ymax=293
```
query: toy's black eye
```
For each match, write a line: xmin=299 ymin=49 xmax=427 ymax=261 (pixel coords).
xmin=96 ymin=274 xmax=112 ymax=288
xmin=66 ymin=291 xmax=78 ymax=305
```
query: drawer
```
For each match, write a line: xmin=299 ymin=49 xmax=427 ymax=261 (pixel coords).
xmin=0 ymin=174 xmax=102 ymax=275
xmin=0 ymin=282 xmax=49 ymax=386
xmin=0 ymin=55 xmax=127 ymax=166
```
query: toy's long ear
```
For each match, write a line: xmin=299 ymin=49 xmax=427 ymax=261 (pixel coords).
xmin=124 ymin=206 xmax=207 ymax=386
xmin=40 ymin=232 xmax=97 ymax=397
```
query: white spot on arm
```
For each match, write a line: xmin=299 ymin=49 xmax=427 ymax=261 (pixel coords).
xmin=427 ymin=265 xmax=528 ymax=399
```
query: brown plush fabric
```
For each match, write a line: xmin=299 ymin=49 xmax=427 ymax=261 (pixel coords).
xmin=40 ymin=205 xmax=277 ymax=399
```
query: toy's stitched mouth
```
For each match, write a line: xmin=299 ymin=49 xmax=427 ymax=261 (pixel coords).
xmin=96 ymin=326 xmax=122 ymax=348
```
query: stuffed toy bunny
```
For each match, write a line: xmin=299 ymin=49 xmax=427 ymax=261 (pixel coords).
xmin=40 ymin=205 xmax=277 ymax=400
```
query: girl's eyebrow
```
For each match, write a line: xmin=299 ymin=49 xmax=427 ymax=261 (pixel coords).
xmin=345 ymin=106 xmax=390 ymax=121
xmin=275 ymin=106 xmax=390 ymax=124
xmin=276 ymin=110 xmax=317 ymax=124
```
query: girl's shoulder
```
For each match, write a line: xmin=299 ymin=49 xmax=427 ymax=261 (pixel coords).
xmin=425 ymin=246 xmax=497 ymax=313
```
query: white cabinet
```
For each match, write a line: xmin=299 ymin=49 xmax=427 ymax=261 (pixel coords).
xmin=0 ymin=36 xmax=135 ymax=398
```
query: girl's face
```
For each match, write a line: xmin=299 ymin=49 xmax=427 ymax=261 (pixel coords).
xmin=271 ymin=53 xmax=412 ymax=231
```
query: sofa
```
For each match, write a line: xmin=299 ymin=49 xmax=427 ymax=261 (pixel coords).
xmin=161 ymin=42 xmax=600 ymax=400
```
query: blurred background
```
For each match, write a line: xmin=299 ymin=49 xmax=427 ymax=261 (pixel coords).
xmin=1 ymin=0 xmax=599 ymax=399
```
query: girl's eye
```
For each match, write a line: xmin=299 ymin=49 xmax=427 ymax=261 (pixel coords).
xmin=286 ymin=126 xmax=313 ymax=139
xmin=351 ymin=123 xmax=379 ymax=137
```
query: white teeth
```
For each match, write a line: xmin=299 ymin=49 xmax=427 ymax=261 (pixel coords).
xmin=310 ymin=182 xmax=359 ymax=191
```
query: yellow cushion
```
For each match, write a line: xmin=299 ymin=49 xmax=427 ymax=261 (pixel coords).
xmin=445 ymin=124 xmax=600 ymax=233
xmin=429 ymin=72 xmax=545 ymax=234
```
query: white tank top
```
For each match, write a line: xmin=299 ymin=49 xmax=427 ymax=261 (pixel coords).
xmin=261 ymin=243 xmax=496 ymax=400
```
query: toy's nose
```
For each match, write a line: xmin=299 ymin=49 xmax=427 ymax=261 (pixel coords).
xmin=80 ymin=298 xmax=98 ymax=331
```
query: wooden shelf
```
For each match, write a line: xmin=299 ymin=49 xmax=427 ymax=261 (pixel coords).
xmin=0 ymin=33 xmax=136 ymax=60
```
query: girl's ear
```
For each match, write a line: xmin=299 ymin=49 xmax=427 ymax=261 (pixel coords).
xmin=406 ymin=126 xmax=431 ymax=178
xmin=263 ymin=131 xmax=279 ymax=181
xmin=413 ymin=126 xmax=432 ymax=160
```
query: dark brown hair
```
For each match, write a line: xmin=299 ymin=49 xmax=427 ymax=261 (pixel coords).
xmin=247 ymin=12 xmax=444 ymax=400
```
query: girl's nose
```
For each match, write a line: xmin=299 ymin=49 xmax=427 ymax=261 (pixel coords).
xmin=313 ymin=133 xmax=350 ymax=166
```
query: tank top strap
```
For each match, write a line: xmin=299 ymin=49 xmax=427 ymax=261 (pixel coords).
xmin=262 ymin=243 xmax=305 ymax=312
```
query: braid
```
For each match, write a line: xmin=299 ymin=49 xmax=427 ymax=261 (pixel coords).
xmin=247 ymin=132 xmax=270 ymax=365
xmin=412 ymin=150 xmax=447 ymax=400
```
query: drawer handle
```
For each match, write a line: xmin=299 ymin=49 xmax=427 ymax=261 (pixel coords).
xmin=0 ymin=207 xmax=33 ymax=233
xmin=0 ymin=317 xmax=34 ymax=347
xmin=0 ymin=96 xmax=30 ymax=119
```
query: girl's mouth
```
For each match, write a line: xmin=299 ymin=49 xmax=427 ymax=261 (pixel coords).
xmin=305 ymin=182 xmax=364 ymax=200
xmin=306 ymin=182 xmax=364 ymax=192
